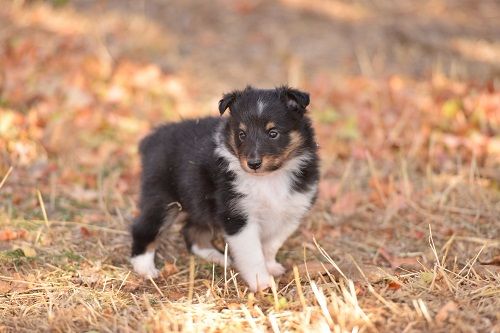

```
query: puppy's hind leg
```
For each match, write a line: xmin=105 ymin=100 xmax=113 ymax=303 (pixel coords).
xmin=131 ymin=189 xmax=180 ymax=278
xmin=182 ymin=222 xmax=230 ymax=267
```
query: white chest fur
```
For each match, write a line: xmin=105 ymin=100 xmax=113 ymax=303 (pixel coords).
xmin=214 ymin=129 xmax=317 ymax=291
xmin=215 ymin=137 xmax=316 ymax=238
xmin=232 ymin=160 xmax=316 ymax=238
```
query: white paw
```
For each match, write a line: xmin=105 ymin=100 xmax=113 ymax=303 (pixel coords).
xmin=191 ymin=244 xmax=232 ymax=267
xmin=266 ymin=261 xmax=286 ymax=277
xmin=242 ymin=270 xmax=271 ymax=292
xmin=131 ymin=252 xmax=159 ymax=279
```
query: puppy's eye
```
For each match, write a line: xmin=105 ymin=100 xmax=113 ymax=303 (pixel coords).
xmin=268 ymin=129 xmax=279 ymax=139
xmin=238 ymin=130 xmax=246 ymax=141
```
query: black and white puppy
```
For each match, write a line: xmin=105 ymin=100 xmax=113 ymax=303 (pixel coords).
xmin=131 ymin=86 xmax=319 ymax=291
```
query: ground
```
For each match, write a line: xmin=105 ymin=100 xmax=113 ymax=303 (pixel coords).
xmin=0 ymin=1 xmax=499 ymax=332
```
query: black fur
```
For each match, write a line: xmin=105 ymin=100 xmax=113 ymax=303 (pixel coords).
xmin=131 ymin=86 xmax=319 ymax=258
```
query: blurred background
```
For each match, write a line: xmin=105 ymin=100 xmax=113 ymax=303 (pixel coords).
xmin=0 ymin=0 xmax=499 ymax=241
xmin=57 ymin=0 xmax=500 ymax=100
xmin=74 ymin=0 xmax=500 ymax=93
xmin=1 ymin=0 xmax=499 ymax=172
xmin=1 ymin=0 xmax=499 ymax=261
xmin=0 ymin=1 xmax=499 ymax=331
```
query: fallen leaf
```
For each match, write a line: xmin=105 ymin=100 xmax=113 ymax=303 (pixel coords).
xmin=392 ymin=257 xmax=421 ymax=270
xmin=388 ymin=280 xmax=402 ymax=290
xmin=419 ymin=271 xmax=434 ymax=285
xmin=233 ymin=0 xmax=259 ymax=15
xmin=0 ymin=228 xmax=28 ymax=241
xmin=442 ymin=99 xmax=463 ymax=119
xmin=378 ymin=247 xmax=421 ymax=270
xmin=291 ymin=260 xmax=391 ymax=284
xmin=80 ymin=226 xmax=93 ymax=238
xmin=18 ymin=229 xmax=28 ymax=239
xmin=369 ymin=176 xmax=395 ymax=206
xmin=479 ymin=255 xmax=500 ymax=266
xmin=166 ymin=290 xmax=185 ymax=300
xmin=9 ymin=273 xmax=30 ymax=292
xmin=0 ymin=229 xmax=17 ymax=241
xmin=472 ymin=263 xmax=500 ymax=277
xmin=277 ymin=296 xmax=288 ymax=309
xmin=358 ymin=265 xmax=392 ymax=283
xmin=160 ymin=262 xmax=179 ymax=277
xmin=226 ymin=302 xmax=240 ymax=310
xmin=413 ymin=230 xmax=425 ymax=239
xmin=21 ymin=246 xmax=37 ymax=258
xmin=0 ymin=280 xmax=11 ymax=294
xmin=330 ymin=191 xmax=362 ymax=215
xmin=293 ymin=261 xmax=329 ymax=278
xmin=328 ymin=228 xmax=342 ymax=239
xmin=318 ymin=180 xmax=339 ymax=200
xmin=353 ymin=281 xmax=366 ymax=295
xmin=435 ymin=301 xmax=458 ymax=325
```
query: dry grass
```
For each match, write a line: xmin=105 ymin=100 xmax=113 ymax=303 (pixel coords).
xmin=1 ymin=2 xmax=499 ymax=332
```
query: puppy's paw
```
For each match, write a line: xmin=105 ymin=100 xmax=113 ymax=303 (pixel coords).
xmin=131 ymin=252 xmax=159 ymax=279
xmin=243 ymin=270 xmax=272 ymax=292
xmin=266 ymin=261 xmax=286 ymax=277
xmin=248 ymin=279 xmax=271 ymax=292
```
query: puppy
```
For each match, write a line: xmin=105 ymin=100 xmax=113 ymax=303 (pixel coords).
xmin=131 ymin=86 xmax=319 ymax=291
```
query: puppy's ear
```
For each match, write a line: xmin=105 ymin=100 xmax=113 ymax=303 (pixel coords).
xmin=219 ymin=87 xmax=253 ymax=115
xmin=219 ymin=91 xmax=238 ymax=115
xmin=278 ymin=86 xmax=310 ymax=115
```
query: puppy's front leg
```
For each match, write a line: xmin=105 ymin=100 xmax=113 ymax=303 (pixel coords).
xmin=263 ymin=220 xmax=300 ymax=277
xmin=226 ymin=223 xmax=271 ymax=292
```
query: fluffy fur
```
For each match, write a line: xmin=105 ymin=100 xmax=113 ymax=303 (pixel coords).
xmin=131 ymin=86 xmax=319 ymax=291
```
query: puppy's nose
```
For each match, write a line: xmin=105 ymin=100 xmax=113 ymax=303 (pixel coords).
xmin=247 ymin=158 xmax=262 ymax=170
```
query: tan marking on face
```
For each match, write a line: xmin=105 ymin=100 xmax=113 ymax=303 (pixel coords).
xmin=261 ymin=155 xmax=282 ymax=170
xmin=265 ymin=122 xmax=276 ymax=130
xmin=240 ymin=131 xmax=304 ymax=176
xmin=227 ymin=128 xmax=238 ymax=155
xmin=239 ymin=156 xmax=268 ymax=175
xmin=284 ymin=131 xmax=304 ymax=159
xmin=239 ymin=123 xmax=247 ymax=131
xmin=261 ymin=131 xmax=304 ymax=171
xmin=239 ymin=157 xmax=251 ymax=172
xmin=238 ymin=131 xmax=304 ymax=175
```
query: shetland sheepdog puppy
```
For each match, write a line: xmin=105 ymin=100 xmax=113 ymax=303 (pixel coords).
xmin=131 ymin=86 xmax=319 ymax=291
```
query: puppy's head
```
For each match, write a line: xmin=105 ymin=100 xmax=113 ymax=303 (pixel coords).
xmin=219 ymin=86 xmax=310 ymax=175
